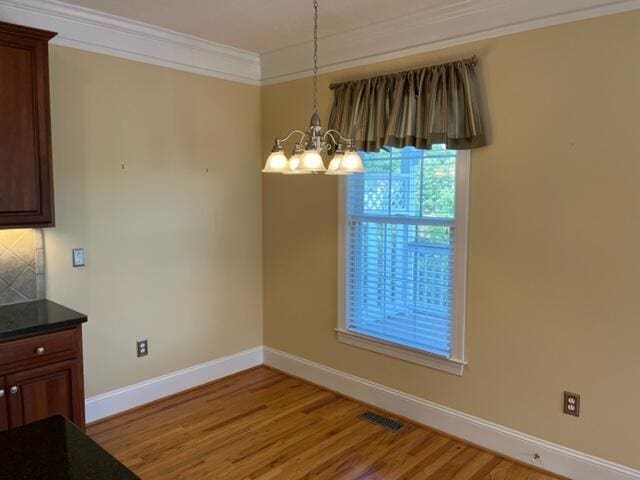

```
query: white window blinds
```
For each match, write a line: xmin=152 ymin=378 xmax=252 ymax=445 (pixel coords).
xmin=344 ymin=145 xmax=458 ymax=357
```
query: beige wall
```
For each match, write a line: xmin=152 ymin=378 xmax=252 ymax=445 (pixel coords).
xmin=29 ymin=10 xmax=640 ymax=469
xmin=262 ymin=11 xmax=640 ymax=469
xmin=45 ymin=46 xmax=263 ymax=398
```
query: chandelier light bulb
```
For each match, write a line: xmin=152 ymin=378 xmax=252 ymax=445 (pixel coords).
xmin=325 ymin=153 xmax=350 ymax=175
xmin=262 ymin=151 xmax=289 ymax=173
xmin=289 ymin=154 xmax=300 ymax=170
xmin=283 ymin=152 xmax=310 ymax=175
xmin=300 ymin=149 xmax=326 ymax=172
xmin=338 ymin=150 xmax=365 ymax=173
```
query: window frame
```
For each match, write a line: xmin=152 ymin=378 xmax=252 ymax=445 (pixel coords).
xmin=336 ymin=149 xmax=470 ymax=376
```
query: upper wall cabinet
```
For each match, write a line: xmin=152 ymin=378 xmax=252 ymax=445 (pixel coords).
xmin=0 ymin=22 xmax=56 ymax=229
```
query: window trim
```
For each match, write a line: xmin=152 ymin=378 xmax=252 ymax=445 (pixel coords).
xmin=336 ymin=149 xmax=470 ymax=376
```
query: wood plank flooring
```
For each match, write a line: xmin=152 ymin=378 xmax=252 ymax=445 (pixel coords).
xmin=88 ymin=366 xmax=562 ymax=480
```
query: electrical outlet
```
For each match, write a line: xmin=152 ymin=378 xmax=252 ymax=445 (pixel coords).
xmin=137 ymin=339 xmax=148 ymax=358
xmin=563 ymin=391 xmax=580 ymax=417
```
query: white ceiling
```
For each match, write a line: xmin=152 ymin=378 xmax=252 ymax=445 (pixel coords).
xmin=58 ymin=0 xmax=461 ymax=53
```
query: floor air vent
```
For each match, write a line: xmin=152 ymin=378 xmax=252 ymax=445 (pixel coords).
xmin=358 ymin=411 xmax=405 ymax=432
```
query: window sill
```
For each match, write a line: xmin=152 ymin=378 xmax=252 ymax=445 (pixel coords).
xmin=336 ymin=328 xmax=466 ymax=376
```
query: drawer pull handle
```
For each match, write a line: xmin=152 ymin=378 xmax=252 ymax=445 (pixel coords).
xmin=10 ymin=386 xmax=18 ymax=395
xmin=35 ymin=346 xmax=45 ymax=355
xmin=0 ymin=389 xmax=4 ymax=397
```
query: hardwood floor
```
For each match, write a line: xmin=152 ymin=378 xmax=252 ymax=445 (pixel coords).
xmin=88 ymin=366 xmax=562 ymax=480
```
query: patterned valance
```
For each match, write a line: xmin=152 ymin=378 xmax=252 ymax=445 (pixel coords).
xmin=328 ymin=57 xmax=485 ymax=152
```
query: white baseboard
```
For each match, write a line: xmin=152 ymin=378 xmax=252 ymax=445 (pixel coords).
xmin=263 ymin=346 xmax=640 ymax=480
xmin=85 ymin=346 xmax=263 ymax=423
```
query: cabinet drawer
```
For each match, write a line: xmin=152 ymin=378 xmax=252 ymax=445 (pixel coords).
xmin=0 ymin=328 xmax=79 ymax=368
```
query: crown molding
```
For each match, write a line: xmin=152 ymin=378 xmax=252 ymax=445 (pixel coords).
xmin=0 ymin=0 xmax=261 ymax=85
xmin=260 ymin=0 xmax=640 ymax=84
xmin=0 ymin=0 xmax=637 ymax=86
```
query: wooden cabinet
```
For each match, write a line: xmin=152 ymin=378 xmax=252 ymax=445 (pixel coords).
xmin=7 ymin=359 xmax=84 ymax=428
xmin=0 ymin=21 xmax=56 ymax=228
xmin=0 ymin=326 xmax=85 ymax=431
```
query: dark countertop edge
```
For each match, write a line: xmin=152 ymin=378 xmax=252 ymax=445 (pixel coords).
xmin=0 ymin=300 xmax=87 ymax=341
xmin=0 ymin=316 xmax=87 ymax=341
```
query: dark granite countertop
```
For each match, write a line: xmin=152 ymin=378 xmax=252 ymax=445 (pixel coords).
xmin=0 ymin=415 xmax=139 ymax=479
xmin=0 ymin=300 xmax=87 ymax=340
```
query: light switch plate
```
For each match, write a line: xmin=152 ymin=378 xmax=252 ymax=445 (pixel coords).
xmin=72 ymin=248 xmax=86 ymax=267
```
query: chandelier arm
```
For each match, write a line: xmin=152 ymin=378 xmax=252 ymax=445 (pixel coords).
xmin=323 ymin=131 xmax=340 ymax=145
xmin=323 ymin=129 xmax=355 ymax=145
xmin=276 ymin=129 xmax=310 ymax=145
xmin=323 ymin=141 xmax=334 ymax=154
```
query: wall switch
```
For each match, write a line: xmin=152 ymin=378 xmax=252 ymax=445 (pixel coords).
xmin=563 ymin=391 xmax=580 ymax=417
xmin=72 ymin=248 xmax=86 ymax=267
xmin=137 ymin=339 xmax=148 ymax=358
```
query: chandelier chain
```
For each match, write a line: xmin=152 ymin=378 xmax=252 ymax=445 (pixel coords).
xmin=313 ymin=0 xmax=318 ymax=114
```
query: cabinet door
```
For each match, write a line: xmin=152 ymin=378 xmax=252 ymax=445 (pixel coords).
xmin=0 ymin=22 xmax=56 ymax=228
xmin=6 ymin=359 xmax=84 ymax=430
xmin=0 ymin=377 xmax=8 ymax=431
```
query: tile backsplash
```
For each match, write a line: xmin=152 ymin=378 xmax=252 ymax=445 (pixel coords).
xmin=0 ymin=229 xmax=45 ymax=305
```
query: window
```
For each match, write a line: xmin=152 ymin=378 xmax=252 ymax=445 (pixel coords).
xmin=337 ymin=145 xmax=469 ymax=375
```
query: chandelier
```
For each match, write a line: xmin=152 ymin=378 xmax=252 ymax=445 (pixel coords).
xmin=262 ymin=0 xmax=364 ymax=175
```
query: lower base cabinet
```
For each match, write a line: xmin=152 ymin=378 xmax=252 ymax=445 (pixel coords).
xmin=6 ymin=359 xmax=84 ymax=429
xmin=0 ymin=326 xmax=85 ymax=431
